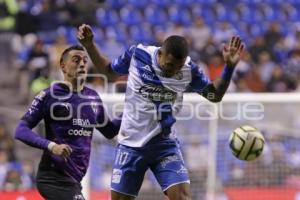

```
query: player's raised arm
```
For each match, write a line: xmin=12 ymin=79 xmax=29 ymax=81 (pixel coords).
xmin=191 ymin=36 xmax=244 ymax=102
xmin=77 ymin=24 xmax=111 ymax=72
xmin=77 ymin=24 xmax=135 ymax=75
xmin=207 ymin=36 xmax=244 ymax=101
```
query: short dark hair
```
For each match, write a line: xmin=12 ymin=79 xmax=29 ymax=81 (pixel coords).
xmin=60 ymin=45 xmax=85 ymax=64
xmin=163 ymin=35 xmax=188 ymax=59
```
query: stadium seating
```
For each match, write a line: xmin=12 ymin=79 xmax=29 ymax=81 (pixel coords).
xmin=14 ymin=0 xmax=300 ymax=49
xmin=107 ymin=0 xmax=126 ymax=9
xmin=120 ymin=6 xmax=143 ymax=26
xmin=96 ymin=9 xmax=120 ymax=28
xmin=129 ymin=25 xmax=153 ymax=44
xmin=128 ymin=0 xmax=148 ymax=9
xmin=144 ymin=6 xmax=168 ymax=27
xmin=167 ymin=6 xmax=192 ymax=26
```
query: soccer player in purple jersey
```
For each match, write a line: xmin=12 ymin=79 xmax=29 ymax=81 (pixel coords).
xmin=77 ymin=24 xmax=244 ymax=200
xmin=15 ymin=45 xmax=121 ymax=200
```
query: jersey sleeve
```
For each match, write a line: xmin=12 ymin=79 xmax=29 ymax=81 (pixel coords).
xmin=110 ymin=45 xmax=136 ymax=75
xmin=21 ymin=90 xmax=47 ymax=127
xmin=15 ymin=90 xmax=51 ymax=150
xmin=188 ymin=61 xmax=211 ymax=93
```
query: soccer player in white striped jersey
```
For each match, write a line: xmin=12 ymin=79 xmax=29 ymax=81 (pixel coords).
xmin=77 ymin=24 xmax=244 ymax=200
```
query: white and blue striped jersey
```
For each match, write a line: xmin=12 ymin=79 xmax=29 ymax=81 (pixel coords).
xmin=111 ymin=44 xmax=210 ymax=147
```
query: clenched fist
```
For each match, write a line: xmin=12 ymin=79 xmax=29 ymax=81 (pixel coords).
xmin=77 ymin=24 xmax=94 ymax=48
xmin=49 ymin=143 xmax=73 ymax=159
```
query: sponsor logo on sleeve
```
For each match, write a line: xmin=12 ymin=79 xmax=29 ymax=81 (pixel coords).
xmin=35 ymin=91 xmax=46 ymax=101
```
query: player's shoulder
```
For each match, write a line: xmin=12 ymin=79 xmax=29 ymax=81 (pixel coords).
xmin=136 ymin=44 xmax=158 ymax=55
xmin=32 ymin=83 xmax=67 ymax=102
xmin=83 ymin=86 xmax=98 ymax=96
xmin=182 ymin=56 xmax=195 ymax=70
xmin=184 ymin=57 xmax=206 ymax=72
xmin=33 ymin=89 xmax=49 ymax=102
xmin=32 ymin=85 xmax=55 ymax=102
xmin=83 ymin=86 xmax=103 ymax=101
xmin=48 ymin=82 xmax=71 ymax=98
xmin=34 ymin=82 xmax=73 ymax=100
xmin=136 ymin=43 xmax=158 ymax=50
xmin=185 ymin=56 xmax=192 ymax=66
xmin=134 ymin=44 xmax=159 ymax=64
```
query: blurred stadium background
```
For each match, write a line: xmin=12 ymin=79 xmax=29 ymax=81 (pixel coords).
xmin=0 ymin=0 xmax=300 ymax=199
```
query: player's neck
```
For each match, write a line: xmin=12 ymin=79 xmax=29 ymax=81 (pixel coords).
xmin=64 ymin=77 xmax=85 ymax=92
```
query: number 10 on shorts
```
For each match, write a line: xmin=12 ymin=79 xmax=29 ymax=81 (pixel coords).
xmin=115 ymin=149 xmax=129 ymax=166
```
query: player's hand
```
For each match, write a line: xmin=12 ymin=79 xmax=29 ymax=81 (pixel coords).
xmin=77 ymin=24 xmax=94 ymax=48
xmin=50 ymin=144 xmax=72 ymax=159
xmin=223 ymin=36 xmax=244 ymax=68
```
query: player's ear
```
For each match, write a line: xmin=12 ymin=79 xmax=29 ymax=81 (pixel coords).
xmin=157 ymin=49 xmax=163 ymax=59
xmin=60 ymin=61 xmax=67 ymax=74
xmin=59 ymin=56 xmax=66 ymax=73
xmin=158 ymin=48 xmax=163 ymax=56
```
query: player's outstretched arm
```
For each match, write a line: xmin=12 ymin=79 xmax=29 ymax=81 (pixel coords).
xmin=202 ymin=36 xmax=244 ymax=102
xmin=77 ymin=24 xmax=111 ymax=73
xmin=15 ymin=92 xmax=72 ymax=159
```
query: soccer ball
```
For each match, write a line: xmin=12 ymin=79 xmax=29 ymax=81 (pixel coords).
xmin=229 ymin=125 xmax=265 ymax=161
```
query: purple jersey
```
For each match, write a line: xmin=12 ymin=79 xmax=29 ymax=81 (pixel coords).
xmin=15 ymin=83 xmax=120 ymax=182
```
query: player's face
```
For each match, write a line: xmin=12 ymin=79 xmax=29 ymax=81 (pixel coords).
xmin=61 ymin=50 xmax=88 ymax=81
xmin=157 ymin=49 xmax=186 ymax=78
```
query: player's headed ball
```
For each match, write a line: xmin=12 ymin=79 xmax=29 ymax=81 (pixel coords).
xmin=229 ymin=125 xmax=265 ymax=161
